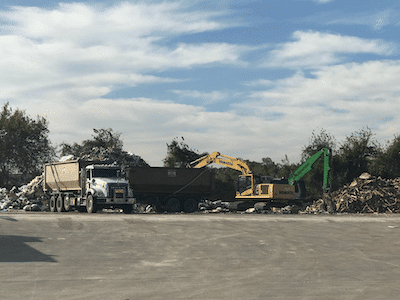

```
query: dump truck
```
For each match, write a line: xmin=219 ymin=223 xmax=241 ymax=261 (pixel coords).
xmin=127 ymin=166 xmax=215 ymax=213
xmin=44 ymin=159 xmax=135 ymax=213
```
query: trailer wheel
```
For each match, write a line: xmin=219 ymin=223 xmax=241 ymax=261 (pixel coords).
xmin=184 ymin=198 xmax=198 ymax=213
xmin=49 ymin=196 xmax=56 ymax=213
xmin=56 ymin=195 xmax=64 ymax=213
xmin=86 ymin=195 xmax=97 ymax=213
xmin=64 ymin=196 xmax=70 ymax=212
xmin=166 ymin=198 xmax=180 ymax=212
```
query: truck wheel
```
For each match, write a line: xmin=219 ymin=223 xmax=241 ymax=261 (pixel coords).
xmin=49 ymin=196 xmax=56 ymax=213
xmin=166 ymin=198 xmax=180 ymax=213
xmin=86 ymin=195 xmax=97 ymax=213
xmin=122 ymin=205 xmax=133 ymax=214
xmin=64 ymin=196 xmax=70 ymax=212
xmin=56 ymin=195 xmax=64 ymax=213
xmin=184 ymin=198 xmax=198 ymax=213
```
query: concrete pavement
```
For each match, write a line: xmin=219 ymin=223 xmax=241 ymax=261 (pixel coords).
xmin=1 ymin=212 xmax=400 ymax=299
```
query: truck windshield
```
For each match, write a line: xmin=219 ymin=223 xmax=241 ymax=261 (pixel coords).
xmin=92 ymin=168 xmax=119 ymax=178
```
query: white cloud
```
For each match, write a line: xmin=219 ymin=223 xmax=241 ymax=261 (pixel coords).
xmin=242 ymin=79 xmax=274 ymax=87
xmin=9 ymin=60 xmax=400 ymax=166
xmin=326 ymin=9 xmax=400 ymax=30
xmin=0 ymin=2 xmax=249 ymax=100
xmin=234 ymin=60 xmax=400 ymax=153
xmin=264 ymin=31 xmax=395 ymax=69
xmin=1 ymin=2 xmax=399 ymax=168
xmin=0 ymin=2 xmax=222 ymax=42
xmin=16 ymin=97 xmax=297 ymax=165
xmin=171 ymin=89 xmax=229 ymax=104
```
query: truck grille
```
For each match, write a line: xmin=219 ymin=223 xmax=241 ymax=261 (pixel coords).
xmin=115 ymin=190 xmax=124 ymax=198
xmin=108 ymin=183 xmax=128 ymax=198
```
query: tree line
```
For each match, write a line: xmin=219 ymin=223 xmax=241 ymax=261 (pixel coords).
xmin=1 ymin=102 xmax=399 ymax=201
xmin=163 ymin=130 xmax=400 ymax=200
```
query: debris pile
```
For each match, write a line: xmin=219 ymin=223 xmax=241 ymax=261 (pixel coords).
xmin=331 ymin=173 xmax=400 ymax=213
xmin=132 ymin=203 xmax=154 ymax=214
xmin=197 ymin=200 xmax=301 ymax=214
xmin=302 ymin=193 xmax=335 ymax=214
xmin=80 ymin=147 xmax=149 ymax=168
xmin=304 ymin=173 xmax=400 ymax=214
xmin=0 ymin=174 xmax=48 ymax=211
xmin=199 ymin=200 xmax=230 ymax=213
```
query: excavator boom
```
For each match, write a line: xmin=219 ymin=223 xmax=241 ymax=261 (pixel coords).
xmin=288 ymin=148 xmax=331 ymax=194
xmin=189 ymin=151 xmax=252 ymax=175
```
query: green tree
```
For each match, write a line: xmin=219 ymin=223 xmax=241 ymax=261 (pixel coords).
xmin=370 ymin=134 xmax=400 ymax=178
xmin=58 ymin=128 xmax=147 ymax=168
xmin=0 ymin=102 xmax=55 ymax=188
xmin=335 ymin=127 xmax=380 ymax=187
xmin=59 ymin=128 xmax=123 ymax=157
xmin=301 ymin=128 xmax=336 ymax=162
xmin=163 ymin=137 xmax=207 ymax=168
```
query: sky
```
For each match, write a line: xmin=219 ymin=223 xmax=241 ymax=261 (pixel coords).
xmin=0 ymin=0 xmax=399 ymax=166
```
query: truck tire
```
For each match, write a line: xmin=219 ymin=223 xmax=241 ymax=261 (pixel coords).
xmin=86 ymin=195 xmax=97 ymax=213
xmin=166 ymin=198 xmax=180 ymax=213
xmin=184 ymin=198 xmax=197 ymax=213
xmin=64 ymin=196 xmax=70 ymax=212
xmin=56 ymin=195 xmax=64 ymax=213
xmin=49 ymin=196 xmax=56 ymax=213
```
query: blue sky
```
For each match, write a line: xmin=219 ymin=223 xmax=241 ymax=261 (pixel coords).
xmin=1 ymin=0 xmax=399 ymax=166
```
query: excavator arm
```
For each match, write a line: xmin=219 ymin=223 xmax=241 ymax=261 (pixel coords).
xmin=188 ymin=151 xmax=252 ymax=175
xmin=288 ymin=148 xmax=331 ymax=194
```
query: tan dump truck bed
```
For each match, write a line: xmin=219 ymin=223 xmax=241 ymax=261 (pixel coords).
xmin=43 ymin=160 xmax=104 ymax=192
xmin=43 ymin=160 xmax=83 ymax=192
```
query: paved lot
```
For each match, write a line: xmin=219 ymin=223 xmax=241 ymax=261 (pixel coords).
xmin=1 ymin=212 xmax=400 ymax=300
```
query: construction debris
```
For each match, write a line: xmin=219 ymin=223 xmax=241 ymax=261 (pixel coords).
xmin=198 ymin=200 xmax=230 ymax=212
xmin=332 ymin=173 xmax=400 ymax=213
xmin=0 ymin=174 xmax=48 ymax=211
xmin=304 ymin=173 xmax=400 ymax=214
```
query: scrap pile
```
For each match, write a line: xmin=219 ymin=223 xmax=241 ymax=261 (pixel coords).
xmin=0 ymin=175 xmax=47 ymax=211
xmin=199 ymin=200 xmax=230 ymax=213
xmin=304 ymin=173 xmax=400 ymax=214
xmin=332 ymin=173 xmax=400 ymax=213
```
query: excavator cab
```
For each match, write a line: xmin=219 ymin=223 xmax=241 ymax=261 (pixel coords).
xmin=236 ymin=175 xmax=252 ymax=194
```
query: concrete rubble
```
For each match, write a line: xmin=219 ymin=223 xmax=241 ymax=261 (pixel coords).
xmin=197 ymin=200 xmax=301 ymax=214
xmin=0 ymin=174 xmax=48 ymax=211
xmin=199 ymin=200 xmax=230 ymax=213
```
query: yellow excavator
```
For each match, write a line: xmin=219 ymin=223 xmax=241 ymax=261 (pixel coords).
xmin=188 ymin=151 xmax=295 ymax=202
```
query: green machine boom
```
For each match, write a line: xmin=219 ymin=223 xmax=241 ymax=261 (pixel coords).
xmin=288 ymin=148 xmax=332 ymax=194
